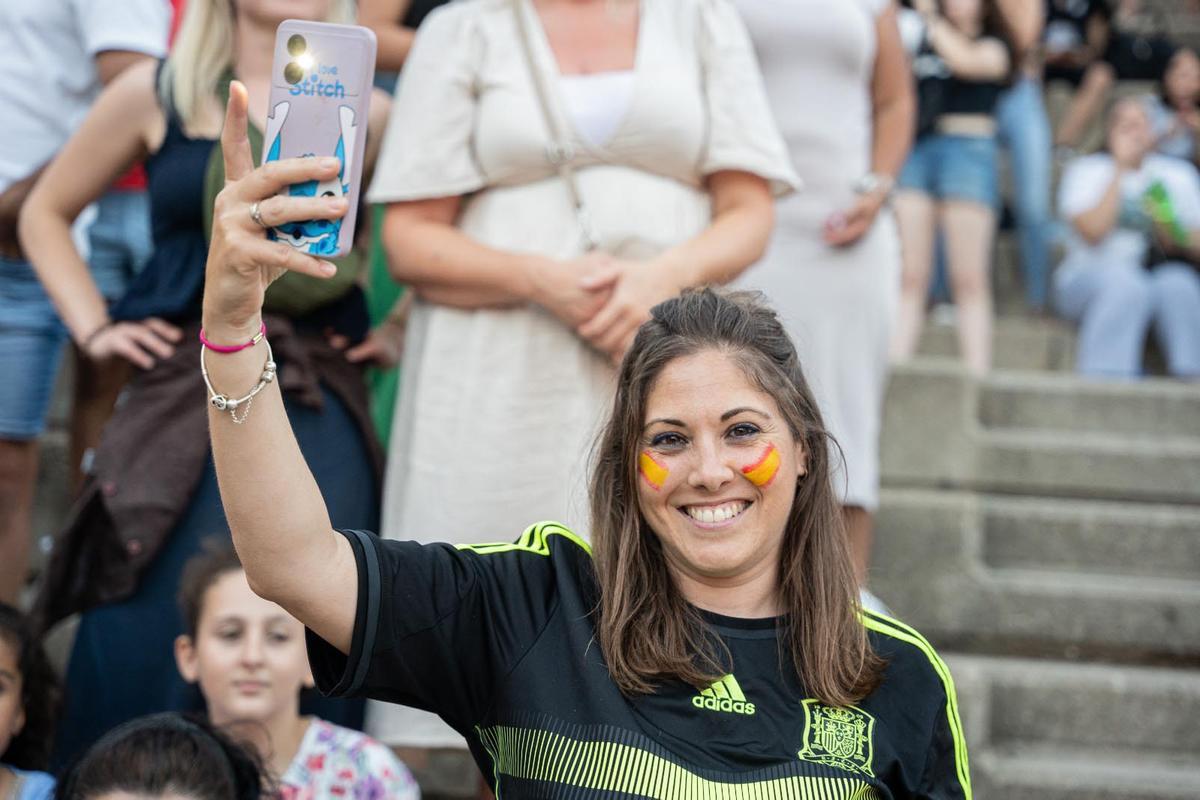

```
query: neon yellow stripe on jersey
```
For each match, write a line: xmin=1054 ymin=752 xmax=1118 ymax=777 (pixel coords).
xmin=476 ymin=723 xmax=883 ymax=799
xmin=455 ymin=521 xmax=592 ymax=557
xmin=858 ymin=610 xmax=972 ymax=800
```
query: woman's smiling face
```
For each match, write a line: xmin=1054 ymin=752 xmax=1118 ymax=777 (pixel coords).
xmin=637 ymin=348 xmax=805 ymax=598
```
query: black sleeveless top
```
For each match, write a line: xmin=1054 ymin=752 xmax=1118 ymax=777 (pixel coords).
xmin=109 ymin=75 xmax=213 ymax=323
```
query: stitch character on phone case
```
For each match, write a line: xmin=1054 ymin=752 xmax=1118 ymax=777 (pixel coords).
xmin=262 ymin=101 xmax=359 ymax=256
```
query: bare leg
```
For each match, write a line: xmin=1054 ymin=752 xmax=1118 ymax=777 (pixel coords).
xmin=0 ymin=439 xmax=38 ymax=604
xmin=942 ymin=199 xmax=997 ymax=375
xmin=1055 ymin=62 xmax=1115 ymax=149
xmin=844 ymin=505 xmax=874 ymax=587
xmin=69 ymin=347 xmax=130 ymax=490
xmin=891 ymin=190 xmax=938 ymax=363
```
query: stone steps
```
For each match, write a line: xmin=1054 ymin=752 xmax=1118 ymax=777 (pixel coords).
xmin=882 ymin=359 xmax=1200 ymax=503
xmin=980 ymin=495 xmax=1200 ymax=581
xmin=975 ymin=748 xmax=1200 ymax=800
xmin=947 ymin=655 xmax=1200 ymax=798
xmin=980 ymin=371 xmax=1200 ymax=438
xmin=873 ymin=489 xmax=1200 ymax=661
xmin=944 ymin=654 xmax=1200 ymax=799
xmin=917 ymin=319 xmax=1076 ymax=373
xmin=978 ymin=428 xmax=1200 ymax=504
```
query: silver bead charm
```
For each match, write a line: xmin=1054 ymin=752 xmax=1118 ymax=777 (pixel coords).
xmin=210 ymin=395 xmax=229 ymax=411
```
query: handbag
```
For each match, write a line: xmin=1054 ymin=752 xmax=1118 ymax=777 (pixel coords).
xmin=512 ymin=0 xmax=601 ymax=252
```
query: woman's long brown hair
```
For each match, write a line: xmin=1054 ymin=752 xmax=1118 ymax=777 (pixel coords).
xmin=589 ymin=288 xmax=884 ymax=706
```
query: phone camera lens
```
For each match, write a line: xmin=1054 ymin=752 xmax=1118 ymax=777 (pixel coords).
xmin=284 ymin=61 xmax=305 ymax=85
xmin=287 ymin=34 xmax=307 ymax=56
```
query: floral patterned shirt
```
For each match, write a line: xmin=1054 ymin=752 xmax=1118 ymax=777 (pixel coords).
xmin=278 ymin=718 xmax=419 ymax=800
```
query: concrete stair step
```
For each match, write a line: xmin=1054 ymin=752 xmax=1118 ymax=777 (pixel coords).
xmin=945 ymin=655 xmax=1200 ymax=758
xmin=972 ymin=568 xmax=1200 ymax=660
xmin=917 ymin=319 xmax=1076 ymax=372
xmin=975 ymin=747 xmax=1200 ymax=800
xmin=977 ymin=428 xmax=1200 ymax=504
xmin=873 ymin=491 xmax=1200 ymax=659
xmin=980 ymin=371 xmax=1200 ymax=438
xmin=980 ymin=495 xmax=1200 ymax=581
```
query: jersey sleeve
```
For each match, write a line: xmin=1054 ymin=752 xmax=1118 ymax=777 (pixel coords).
xmin=306 ymin=524 xmax=583 ymax=734
xmin=917 ymin=699 xmax=970 ymax=800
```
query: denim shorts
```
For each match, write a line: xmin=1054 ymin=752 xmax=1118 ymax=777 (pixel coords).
xmin=898 ymin=133 xmax=1000 ymax=208
xmin=89 ymin=189 xmax=153 ymax=300
xmin=0 ymin=255 xmax=68 ymax=439
xmin=0 ymin=190 xmax=152 ymax=439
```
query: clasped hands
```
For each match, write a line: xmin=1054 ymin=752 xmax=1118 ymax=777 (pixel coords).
xmin=532 ymin=250 xmax=684 ymax=364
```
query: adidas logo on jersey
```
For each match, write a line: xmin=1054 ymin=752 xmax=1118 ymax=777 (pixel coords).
xmin=692 ymin=674 xmax=756 ymax=715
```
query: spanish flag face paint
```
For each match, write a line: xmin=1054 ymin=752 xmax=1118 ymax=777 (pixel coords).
xmin=741 ymin=443 xmax=780 ymax=488
xmin=639 ymin=451 xmax=670 ymax=491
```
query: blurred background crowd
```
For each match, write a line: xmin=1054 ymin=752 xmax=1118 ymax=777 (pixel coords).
xmin=0 ymin=0 xmax=1197 ymax=798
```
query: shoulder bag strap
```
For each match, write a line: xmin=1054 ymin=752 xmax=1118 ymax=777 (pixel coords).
xmin=512 ymin=0 xmax=600 ymax=251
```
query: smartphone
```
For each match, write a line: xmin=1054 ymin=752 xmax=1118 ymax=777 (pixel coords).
xmin=263 ymin=20 xmax=376 ymax=259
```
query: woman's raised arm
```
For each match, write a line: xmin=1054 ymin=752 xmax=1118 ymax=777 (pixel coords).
xmin=204 ymin=82 xmax=358 ymax=653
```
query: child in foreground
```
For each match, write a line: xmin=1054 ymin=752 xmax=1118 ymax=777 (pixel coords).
xmin=56 ymin=711 xmax=264 ymax=799
xmin=174 ymin=540 xmax=419 ymax=799
xmin=0 ymin=604 xmax=57 ymax=800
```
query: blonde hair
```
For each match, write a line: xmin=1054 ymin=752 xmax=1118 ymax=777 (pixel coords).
xmin=163 ymin=0 xmax=356 ymax=136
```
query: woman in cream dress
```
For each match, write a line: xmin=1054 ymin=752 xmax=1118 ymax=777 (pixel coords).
xmin=734 ymin=0 xmax=914 ymax=588
xmin=368 ymin=0 xmax=796 ymax=749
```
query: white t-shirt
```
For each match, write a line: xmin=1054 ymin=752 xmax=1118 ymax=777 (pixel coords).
xmin=1058 ymin=152 xmax=1200 ymax=267
xmin=0 ymin=0 xmax=169 ymax=194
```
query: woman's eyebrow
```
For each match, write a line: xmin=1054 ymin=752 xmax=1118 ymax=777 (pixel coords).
xmin=644 ymin=417 xmax=686 ymax=429
xmin=720 ymin=407 xmax=770 ymax=421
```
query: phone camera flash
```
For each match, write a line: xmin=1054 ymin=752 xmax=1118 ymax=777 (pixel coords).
xmin=284 ymin=61 xmax=305 ymax=85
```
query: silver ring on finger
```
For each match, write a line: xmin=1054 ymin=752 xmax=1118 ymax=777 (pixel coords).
xmin=249 ymin=200 xmax=269 ymax=229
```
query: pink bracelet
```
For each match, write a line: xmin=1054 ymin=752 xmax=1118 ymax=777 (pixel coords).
xmin=199 ymin=322 xmax=267 ymax=354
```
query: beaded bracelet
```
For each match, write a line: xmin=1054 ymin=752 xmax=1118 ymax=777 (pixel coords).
xmin=199 ymin=321 xmax=267 ymax=354
xmin=200 ymin=339 xmax=276 ymax=424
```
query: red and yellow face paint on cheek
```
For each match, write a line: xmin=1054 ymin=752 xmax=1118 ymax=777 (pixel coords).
xmin=639 ymin=451 xmax=670 ymax=491
xmin=741 ymin=443 xmax=781 ymax=487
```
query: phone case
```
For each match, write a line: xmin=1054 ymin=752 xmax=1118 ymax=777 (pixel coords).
xmin=263 ymin=20 xmax=376 ymax=258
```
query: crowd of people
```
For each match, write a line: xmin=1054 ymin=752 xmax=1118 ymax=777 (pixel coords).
xmin=0 ymin=0 xmax=1198 ymax=798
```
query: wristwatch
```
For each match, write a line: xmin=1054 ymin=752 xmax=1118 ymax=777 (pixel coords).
xmin=854 ymin=172 xmax=895 ymax=198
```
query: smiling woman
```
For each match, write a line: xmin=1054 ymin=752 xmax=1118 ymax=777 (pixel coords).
xmin=202 ymin=93 xmax=973 ymax=786
xmin=590 ymin=290 xmax=875 ymax=703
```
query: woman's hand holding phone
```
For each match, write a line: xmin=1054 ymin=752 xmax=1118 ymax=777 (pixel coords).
xmin=202 ymin=81 xmax=348 ymax=341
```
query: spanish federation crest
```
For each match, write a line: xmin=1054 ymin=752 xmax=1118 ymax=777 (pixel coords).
xmin=797 ymin=699 xmax=876 ymax=778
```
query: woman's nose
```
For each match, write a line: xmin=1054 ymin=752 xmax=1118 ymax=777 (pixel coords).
xmin=687 ymin=439 xmax=735 ymax=490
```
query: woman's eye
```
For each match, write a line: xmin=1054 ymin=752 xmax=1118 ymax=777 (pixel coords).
xmin=650 ymin=432 xmax=686 ymax=449
xmin=267 ymin=631 xmax=291 ymax=644
xmin=728 ymin=423 xmax=761 ymax=439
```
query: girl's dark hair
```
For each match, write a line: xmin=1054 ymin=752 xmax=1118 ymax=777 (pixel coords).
xmin=178 ymin=538 xmax=244 ymax=638
xmin=0 ymin=603 xmax=60 ymax=770
xmin=589 ymin=288 xmax=884 ymax=706
xmin=55 ymin=712 xmax=266 ymax=800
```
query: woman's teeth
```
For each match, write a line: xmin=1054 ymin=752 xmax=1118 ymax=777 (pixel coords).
xmin=685 ymin=501 xmax=748 ymax=524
